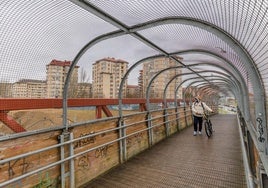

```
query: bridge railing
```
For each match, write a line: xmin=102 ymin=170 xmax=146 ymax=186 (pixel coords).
xmin=237 ymin=109 xmax=268 ymax=188
xmin=0 ymin=98 xmax=186 ymax=134
xmin=0 ymin=98 xmax=200 ymax=188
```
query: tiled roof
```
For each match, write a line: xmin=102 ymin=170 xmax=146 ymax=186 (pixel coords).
xmin=48 ymin=59 xmax=79 ymax=68
xmin=95 ymin=57 xmax=129 ymax=64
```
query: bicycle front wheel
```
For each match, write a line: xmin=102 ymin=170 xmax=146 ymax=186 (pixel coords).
xmin=205 ymin=121 xmax=212 ymax=137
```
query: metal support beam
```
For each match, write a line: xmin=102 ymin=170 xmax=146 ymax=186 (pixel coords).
xmin=0 ymin=111 xmax=26 ymax=133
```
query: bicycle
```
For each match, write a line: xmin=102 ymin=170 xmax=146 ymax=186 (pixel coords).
xmin=203 ymin=112 xmax=213 ymax=137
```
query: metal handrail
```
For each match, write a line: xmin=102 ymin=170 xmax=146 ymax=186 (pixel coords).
xmin=0 ymin=105 xmax=191 ymax=187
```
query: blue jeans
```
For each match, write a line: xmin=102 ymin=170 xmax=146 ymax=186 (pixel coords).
xmin=193 ymin=115 xmax=203 ymax=132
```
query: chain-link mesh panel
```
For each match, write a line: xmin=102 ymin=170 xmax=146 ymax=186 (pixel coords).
xmin=1 ymin=0 xmax=268 ymax=136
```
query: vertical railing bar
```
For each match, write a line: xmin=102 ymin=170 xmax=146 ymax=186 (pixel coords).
xmin=60 ymin=134 xmax=65 ymax=188
xmin=69 ymin=132 xmax=75 ymax=188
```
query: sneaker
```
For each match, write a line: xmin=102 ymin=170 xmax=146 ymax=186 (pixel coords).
xmin=193 ymin=131 xmax=197 ymax=136
xmin=199 ymin=131 xmax=202 ymax=135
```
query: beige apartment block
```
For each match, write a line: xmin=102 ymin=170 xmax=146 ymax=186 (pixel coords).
xmin=46 ymin=59 xmax=79 ymax=98
xmin=92 ymin=57 xmax=128 ymax=98
xmin=12 ymin=79 xmax=46 ymax=98
xmin=0 ymin=82 xmax=13 ymax=98
xmin=127 ymin=85 xmax=139 ymax=98
xmin=141 ymin=57 xmax=183 ymax=99
xmin=76 ymin=82 xmax=92 ymax=98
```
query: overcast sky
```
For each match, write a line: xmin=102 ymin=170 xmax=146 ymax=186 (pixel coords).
xmin=0 ymin=0 xmax=232 ymax=87
xmin=0 ymin=0 xmax=161 ymax=85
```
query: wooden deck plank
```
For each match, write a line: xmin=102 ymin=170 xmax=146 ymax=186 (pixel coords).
xmin=81 ymin=114 xmax=246 ymax=188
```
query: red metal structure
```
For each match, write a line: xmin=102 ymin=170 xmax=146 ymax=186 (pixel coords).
xmin=0 ymin=98 xmax=183 ymax=133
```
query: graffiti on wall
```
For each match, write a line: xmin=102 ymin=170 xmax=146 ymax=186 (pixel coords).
xmin=74 ymin=131 xmax=96 ymax=149
xmin=77 ymin=144 xmax=113 ymax=172
xmin=7 ymin=157 xmax=36 ymax=179
xmin=127 ymin=132 xmax=144 ymax=146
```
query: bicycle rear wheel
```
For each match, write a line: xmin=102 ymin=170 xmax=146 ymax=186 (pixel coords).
xmin=205 ymin=121 xmax=212 ymax=137
xmin=208 ymin=120 xmax=213 ymax=134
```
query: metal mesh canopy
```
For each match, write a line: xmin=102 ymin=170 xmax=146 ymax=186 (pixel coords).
xmin=3 ymin=0 xmax=268 ymax=186
xmin=1 ymin=1 xmax=268 ymax=120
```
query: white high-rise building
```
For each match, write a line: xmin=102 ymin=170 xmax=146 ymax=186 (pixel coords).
xmin=92 ymin=57 xmax=128 ymax=98
xmin=141 ymin=57 xmax=183 ymax=99
xmin=46 ymin=59 xmax=79 ymax=98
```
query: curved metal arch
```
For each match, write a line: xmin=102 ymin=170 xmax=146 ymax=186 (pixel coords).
xmin=131 ymin=17 xmax=266 ymax=140
xmin=145 ymin=64 xmax=241 ymax=111
xmin=197 ymin=83 xmax=237 ymax=105
xmin=169 ymin=49 xmax=252 ymax=121
xmin=119 ymin=50 xmax=246 ymax=114
xmin=183 ymin=82 xmax=218 ymax=107
xmin=200 ymin=85 xmax=236 ymax=103
xmin=190 ymin=79 xmax=237 ymax=96
xmin=117 ymin=55 xmax=184 ymax=162
xmin=71 ymin=0 xmax=262 ymax=91
xmin=147 ymin=67 xmax=236 ymax=110
xmin=117 ymin=55 xmax=181 ymax=116
xmin=183 ymin=80 xmax=235 ymax=104
xmin=144 ymin=68 xmax=220 ymax=140
xmin=197 ymin=87 xmax=221 ymax=103
xmin=198 ymin=82 xmax=235 ymax=97
xmin=174 ymin=76 xmax=207 ymax=108
xmin=198 ymin=81 xmax=236 ymax=93
xmin=179 ymin=77 xmax=237 ymax=110
xmin=145 ymin=68 xmax=216 ymax=111
xmin=62 ymin=30 xmax=125 ymax=129
xmin=197 ymin=78 xmax=238 ymax=97
xmin=196 ymin=80 xmax=239 ymax=101
xmin=183 ymin=74 xmax=245 ymax=115
xmin=173 ymin=77 xmax=232 ymax=107
xmin=184 ymin=73 xmax=241 ymax=106
xmin=182 ymin=71 xmax=241 ymax=105
xmin=193 ymin=71 xmax=239 ymax=98
xmin=172 ymin=75 xmax=237 ymax=107
xmin=163 ymin=61 xmax=246 ymax=113
xmin=171 ymin=49 xmax=246 ymax=91
xmin=63 ymin=14 xmax=265 ymax=130
xmin=62 ymin=6 xmax=267 ymax=158
xmin=192 ymin=79 xmax=238 ymax=97
xmin=133 ymin=17 xmax=263 ymax=87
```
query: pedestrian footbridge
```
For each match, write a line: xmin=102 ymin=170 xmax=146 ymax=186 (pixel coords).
xmin=1 ymin=1 xmax=268 ymax=188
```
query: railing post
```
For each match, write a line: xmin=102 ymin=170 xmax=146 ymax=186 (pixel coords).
xmin=184 ymin=105 xmax=188 ymax=127
xmin=119 ymin=118 xmax=127 ymax=163
xmin=59 ymin=131 xmax=75 ymax=188
xmin=146 ymin=112 xmax=153 ymax=147
xmin=175 ymin=105 xmax=180 ymax=132
xmin=59 ymin=134 xmax=66 ymax=188
xmin=163 ymin=108 xmax=170 ymax=137
xmin=69 ymin=132 xmax=75 ymax=188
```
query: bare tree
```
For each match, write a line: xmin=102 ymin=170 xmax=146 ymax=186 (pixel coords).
xmin=75 ymin=68 xmax=92 ymax=98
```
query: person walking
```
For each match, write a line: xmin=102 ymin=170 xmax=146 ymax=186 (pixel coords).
xmin=191 ymin=95 xmax=213 ymax=136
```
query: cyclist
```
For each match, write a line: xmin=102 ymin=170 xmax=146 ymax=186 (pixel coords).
xmin=191 ymin=95 xmax=213 ymax=136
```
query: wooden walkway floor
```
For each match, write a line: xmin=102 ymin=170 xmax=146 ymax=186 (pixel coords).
xmin=82 ymin=114 xmax=246 ymax=188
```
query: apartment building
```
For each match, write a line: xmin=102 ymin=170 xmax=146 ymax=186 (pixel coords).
xmin=138 ymin=70 xmax=143 ymax=98
xmin=92 ymin=57 xmax=128 ymax=98
xmin=76 ymin=82 xmax=92 ymax=98
xmin=141 ymin=57 xmax=183 ymax=99
xmin=127 ymin=85 xmax=139 ymax=98
xmin=46 ymin=59 xmax=79 ymax=98
xmin=0 ymin=82 xmax=13 ymax=98
xmin=12 ymin=79 xmax=46 ymax=98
